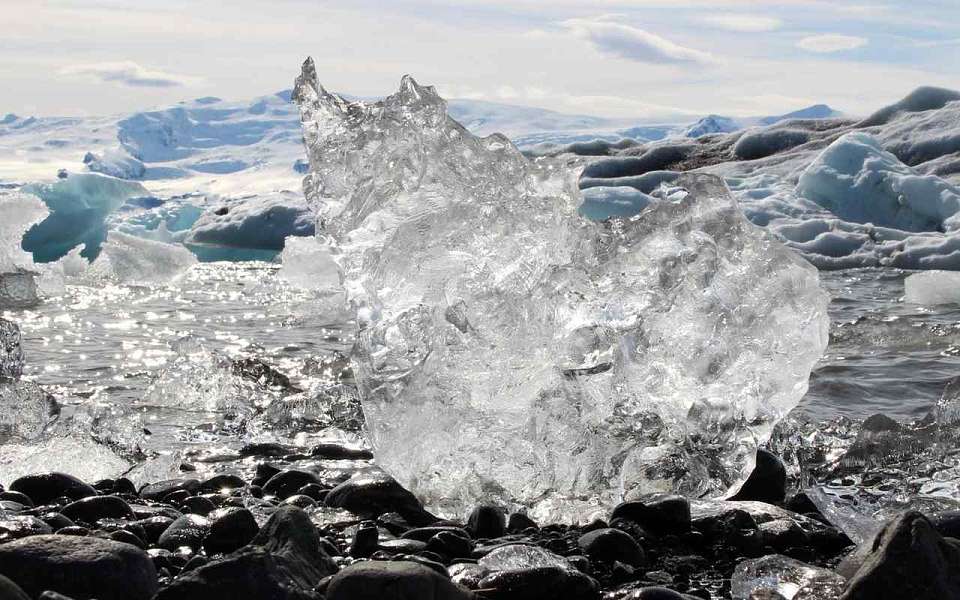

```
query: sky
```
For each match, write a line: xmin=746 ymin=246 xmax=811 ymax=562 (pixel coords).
xmin=2 ymin=0 xmax=959 ymax=120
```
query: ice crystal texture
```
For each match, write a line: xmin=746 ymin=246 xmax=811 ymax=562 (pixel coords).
xmin=731 ymin=555 xmax=845 ymax=600
xmin=294 ymin=58 xmax=830 ymax=520
xmin=0 ymin=319 xmax=24 ymax=382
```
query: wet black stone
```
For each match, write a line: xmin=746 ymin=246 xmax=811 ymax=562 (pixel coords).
xmin=309 ymin=443 xmax=374 ymax=460
xmin=109 ymin=528 xmax=147 ymax=549
xmin=156 ymin=506 xmax=336 ymax=600
xmin=60 ymin=495 xmax=135 ymax=524
xmin=324 ymin=560 xmax=474 ymax=600
xmin=578 ymin=528 xmax=646 ymax=567
xmin=203 ymin=508 xmax=259 ymax=555
xmin=283 ymin=494 xmax=317 ymax=509
xmin=0 ymin=515 xmax=53 ymax=542
xmin=139 ymin=478 xmax=200 ymax=501
xmin=55 ymin=526 xmax=88 ymax=536
xmin=297 ymin=483 xmax=328 ymax=501
xmin=507 ymin=512 xmax=539 ymax=532
xmin=197 ymin=473 xmax=246 ymax=494
xmin=0 ymin=574 xmax=30 ymax=600
xmin=181 ymin=495 xmax=216 ymax=516
xmin=157 ymin=514 xmax=210 ymax=551
xmin=0 ymin=501 xmax=26 ymax=513
xmin=326 ymin=473 xmax=437 ymax=526
xmin=840 ymin=510 xmax=960 ymax=600
xmin=164 ymin=489 xmax=192 ymax=504
xmin=240 ymin=442 xmax=294 ymax=458
xmin=0 ymin=534 xmax=157 ymax=600
xmin=728 ymin=449 xmax=787 ymax=504
xmin=251 ymin=463 xmax=281 ymax=487
xmin=38 ymin=512 xmax=74 ymax=531
xmin=349 ymin=522 xmax=379 ymax=558
xmin=932 ymin=510 xmax=960 ymax=539
xmin=467 ymin=504 xmax=506 ymax=539
xmin=0 ymin=491 xmax=33 ymax=507
xmin=427 ymin=530 xmax=474 ymax=559
xmin=131 ymin=516 xmax=175 ymax=544
xmin=612 ymin=495 xmax=691 ymax=535
xmin=402 ymin=526 xmax=470 ymax=542
xmin=9 ymin=473 xmax=97 ymax=506
xmin=379 ymin=538 xmax=429 ymax=554
xmin=263 ymin=469 xmax=324 ymax=500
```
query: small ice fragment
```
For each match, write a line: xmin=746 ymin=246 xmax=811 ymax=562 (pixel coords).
xmin=805 ymin=486 xmax=880 ymax=545
xmin=278 ymin=236 xmax=341 ymax=291
xmin=0 ymin=191 xmax=47 ymax=273
xmin=478 ymin=544 xmax=572 ymax=572
xmin=0 ymin=271 xmax=40 ymax=309
xmin=0 ymin=381 xmax=60 ymax=443
xmin=141 ymin=343 xmax=257 ymax=429
xmin=904 ymin=271 xmax=960 ymax=306
xmin=91 ymin=232 xmax=197 ymax=284
xmin=731 ymin=554 xmax=845 ymax=600
xmin=0 ymin=434 xmax=131 ymax=486
xmin=124 ymin=451 xmax=184 ymax=489
xmin=0 ymin=319 xmax=24 ymax=381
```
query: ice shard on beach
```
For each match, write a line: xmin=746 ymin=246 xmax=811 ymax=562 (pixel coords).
xmin=293 ymin=57 xmax=831 ymax=520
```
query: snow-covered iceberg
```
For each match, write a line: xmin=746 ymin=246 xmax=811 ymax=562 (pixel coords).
xmin=294 ymin=58 xmax=830 ymax=521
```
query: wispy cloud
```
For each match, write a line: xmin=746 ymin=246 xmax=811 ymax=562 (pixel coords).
xmin=700 ymin=14 xmax=783 ymax=32
xmin=796 ymin=34 xmax=868 ymax=53
xmin=562 ymin=17 xmax=717 ymax=65
xmin=60 ymin=61 xmax=199 ymax=88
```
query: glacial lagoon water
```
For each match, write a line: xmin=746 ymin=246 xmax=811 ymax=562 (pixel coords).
xmin=6 ymin=264 xmax=956 ymax=440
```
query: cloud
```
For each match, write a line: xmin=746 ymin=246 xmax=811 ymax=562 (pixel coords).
xmin=562 ymin=17 xmax=717 ymax=65
xmin=60 ymin=61 xmax=199 ymax=88
xmin=796 ymin=34 xmax=868 ymax=53
xmin=700 ymin=14 xmax=783 ymax=32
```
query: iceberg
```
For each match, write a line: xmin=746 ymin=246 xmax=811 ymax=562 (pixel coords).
xmin=0 ymin=319 xmax=24 ymax=381
xmin=796 ymin=132 xmax=960 ymax=233
xmin=21 ymin=173 xmax=151 ymax=262
xmin=294 ymin=58 xmax=830 ymax=521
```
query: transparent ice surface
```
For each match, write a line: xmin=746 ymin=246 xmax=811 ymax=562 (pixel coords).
xmin=0 ymin=319 xmax=24 ymax=381
xmin=0 ymin=434 xmax=131 ymax=486
xmin=294 ymin=58 xmax=830 ymax=521
xmin=90 ymin=231 xmax=197 ymax=285
xmin=731 ymin=555 xmax=845 ymax=600
xmin=904 ymin=271 xmax=960 ymax=306
xmin=0 ymin=380 xmax=60 ymax=444
xmin=478 ymin=544 xmax=572 ymax=572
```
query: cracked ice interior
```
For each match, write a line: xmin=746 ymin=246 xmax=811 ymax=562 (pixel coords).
xmin=293 ymin=59 xmax=830 ymax=520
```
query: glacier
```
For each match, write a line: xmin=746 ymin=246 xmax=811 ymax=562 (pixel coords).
xmin=293 ymin=58 xmax=830 ymax=520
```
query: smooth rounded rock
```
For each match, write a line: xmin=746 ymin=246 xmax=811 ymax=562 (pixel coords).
xmin=9 ymin=473 xmax=97 ymax=506
xmin=478 ymin=565 xmax=598 ymax=600
xmin=203 ymin=508 xmax=259 ymax=555
xmin=262 ymin=469 xmax=323 ymax=500
xmin=0 ymin=515 xmax=53 ymax=542
xmin=139 ymin=478 xmax=199 ymax=501
xmin=0 ymin=534 xmax=157 ymax=600
xmin=197 ymin=473 xmax=246 ymax=494
xmin=311 ymin=443 xmax=374 ymax=460
xmin=611 ymin=496 xmax=691 ymax=535
xmin=325 ymin=560 xmax=475 ymax=600
xmin=577 ymin=528 xmax=645 ymax=567
xmin=0 ymin=574 xmax=30 ymax=600
xmin=466 ymin=504 xmax=506 ymax=539
xmin=327 ymin=473 xmax=436 ymax=526
xmin=728 ymin=449 xmax=787 ymax=504
xmin=60 ymin=495 xmax=135 ymax=524
xmin=0 ymin=491 xmax=33 ymax=507
xmin=157 ymin=514 xmax=210 ymax=551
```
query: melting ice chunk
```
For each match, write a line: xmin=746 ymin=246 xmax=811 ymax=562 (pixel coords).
xmin=91 ymin=231 xmax=197 ymax=284
xmin=294 ymin=58 xmax=830 ymax=521
xmin=278 ymin=235 xmax=341 ymax=291
xmin=731 ymin=555 xmax=845 ymax=600
xmin=0 ymin=319 xmax=24 ymax=382
xmin=904 ymin=271 xmax=960 ymax=306
xmin=478 ymin=544 xmax=572 ymax=572
xmin=0 ymin=381 xmax=60 ymax=444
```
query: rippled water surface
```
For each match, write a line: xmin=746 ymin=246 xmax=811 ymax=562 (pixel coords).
xmin=4 ymin=264 xmax=960 ymax=452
